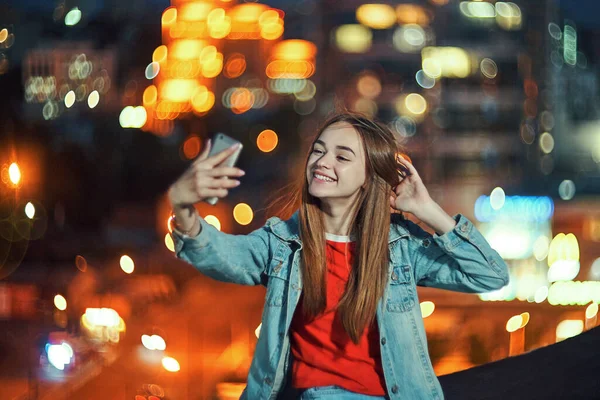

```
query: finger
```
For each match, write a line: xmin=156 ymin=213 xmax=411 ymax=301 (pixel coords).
xmin=206 ymin=167 xmax=245 ymax=178
xmin=398 ymin=157 xmax=419 ymax=177
xmin=194 ymin=139 xmax=212 ymax=164
xmin=207 ymin=177 xmax=241 ymax=189
xmin=390 ymin=195 xmax=396 ymax=208
xmin=207 ymin=143 xmax=241 ymax=167
xmin=198 ymin=188 xmax=229 ymax=199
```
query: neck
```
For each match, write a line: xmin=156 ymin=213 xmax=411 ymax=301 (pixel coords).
xmin=319 ymin=198 xmax=360 ymax=236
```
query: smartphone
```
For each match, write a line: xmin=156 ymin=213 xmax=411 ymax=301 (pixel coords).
xmin=204 ymin=133 xmax=243 ymax=205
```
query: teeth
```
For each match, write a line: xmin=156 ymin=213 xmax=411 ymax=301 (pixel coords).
xmin=315 ymin=173 xmax=334 ymax=182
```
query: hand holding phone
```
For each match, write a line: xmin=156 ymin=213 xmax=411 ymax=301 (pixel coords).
xmin=204 ymin=133 xmax=243 ymax=205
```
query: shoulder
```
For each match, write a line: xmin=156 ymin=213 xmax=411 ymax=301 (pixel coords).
xmin=390 ymin=212 xmax=430 ymax=240
xmin=264 ymin=211 xmax=300 ymax=242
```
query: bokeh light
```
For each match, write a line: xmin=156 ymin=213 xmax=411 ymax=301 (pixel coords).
xmin=54 ymin=294 xmax=67 ymax=311
xmin=233 ymin=203 xmax=254 ymax=225
xmin=204 ymin=215 xmax=221 ymax=231
xmin=120 ymin=255 xmax=135 ymax=274
xmin=256 ymin=129 xmax=278 ymax=152
xmin=162 ymin=356 xmax=180 ymax=372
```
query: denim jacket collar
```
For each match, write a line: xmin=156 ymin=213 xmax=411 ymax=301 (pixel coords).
xmin=266 ymin=211 xmax=410 ymax=245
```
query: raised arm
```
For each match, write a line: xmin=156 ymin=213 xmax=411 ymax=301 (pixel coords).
xmin=168 ymin=138 xmax=268 ymax=285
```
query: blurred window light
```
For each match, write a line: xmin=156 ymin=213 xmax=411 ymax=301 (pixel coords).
xmin=170 ymin=40 xmax=206 ymax=61
xmin=459 ymin=1 xmax=496 ymax=19
xmin=162 ymin=356 xmax=181 ymax=372
xmin=87 ymin=90 xmax=100 ymax=108
xmin=563 ymin=23 xmax=577 ymax=66
xmin=64 ymin=90 xmax=76 ymax=108
xmin=421 ymin=47 xmax=471 ymax=79
xmin=179 ymin=2 xmax=210 ymax=21
xmin=272 ymin=40 xmax=317 ymax=61
xmin=474 ymin=195 xmax=554 ymax=223
xmin=8 ymin=162 xmax=21 ymax=185
xmin=415 ymin=70 xmax=435 ymax=89
xmin=334 ymin=24 xmax=372 ymax=53
xmin=160 ymin=79 xmax=198 ymax=103
xmin=495 ymin=2 xmax=522 ymax=31
xmin=205 ymin=215 xmax=221 ymax=231
xmin=294 ymin=80 xmax=316 ymax=101
xmin=165 ymin=233 xmax=175 ymax=252
xmin=489 ymin=187 xmax=506 ymax=210
xmin=233 ymin=203 xmax=254 ymax=225
xmin=54 ymin=294 xmax=67 ymax=311
xmin=145 ymin=62 xmax=160 ymax=80
xmin=548 ymin=22 xmax=562 ymax=40
xmin=356 ymin=74 xmax=381 ymax=99
xmin=393 ymin=24 xmax=427 ymax=53
xmin=420 ymin=301 xmax=435 ymax=318
xmin=558 ymin=180 xmax=576 ymax=201
xmin=25 ymin=202 xmax=36 ymax=219
xmin=143 ymin=85 xmax=158 ymax=106
xmin=539 ymin=132 xmax=554 ymax=154
xmin=556 ymin=320 xmax=583 ymax=341
xmin=480 ymin=58 xmax=498 ymax=79
xmin=549 ymin=281 xmax=600 ymax=306
xmin=356 ymin=4 xmax=396 ymax=29
xmin=396 ymin=4 xmax=431 ymax=26
xmin=120 ymin=255 xmax=135 ymax=274
xmin=506 ymin=314 xmax=523 ymax=332
xmin=153 ymin=45 xmax=168 ymax=64
xmin=65 ymin=7 xmax=82 ymax=26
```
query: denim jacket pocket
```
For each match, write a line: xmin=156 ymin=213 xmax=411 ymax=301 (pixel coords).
xmin=265 ymin=259 xmax=290 ymax=307
xmin=386 ymin=264 xmax=416 ymax=313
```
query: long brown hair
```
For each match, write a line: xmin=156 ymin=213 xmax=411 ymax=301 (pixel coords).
xmin=276 ymin=112 xmax=406 ymax=344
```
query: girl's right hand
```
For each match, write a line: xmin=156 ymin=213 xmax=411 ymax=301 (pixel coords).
xmin=168 ymin=139 xmax=245 ymax=208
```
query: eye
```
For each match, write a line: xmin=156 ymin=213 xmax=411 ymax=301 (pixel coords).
xmin=312 ymin=148 xmax=324 ymax=155
xmin=337 ymin=156 xmax=349 ymax=161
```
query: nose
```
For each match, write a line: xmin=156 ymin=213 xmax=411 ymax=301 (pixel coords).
xmin=316 ymin=155 xmax=332 ymax=169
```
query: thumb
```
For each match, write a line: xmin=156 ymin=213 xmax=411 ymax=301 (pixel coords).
xmin=194 ymin=138 xmax=211 ymax=164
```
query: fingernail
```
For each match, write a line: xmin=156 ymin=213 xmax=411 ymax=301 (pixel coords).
xmin=239 ymin=170 xmax=246 ymax=176
xmin=235 ymin=180 xmax=241 ymax=186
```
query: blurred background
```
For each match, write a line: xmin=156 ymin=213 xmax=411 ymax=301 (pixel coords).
xmin=1 ymin=0 xmax=600 ymax=398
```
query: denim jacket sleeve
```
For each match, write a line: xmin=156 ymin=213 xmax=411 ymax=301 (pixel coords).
xmin=171 ymin=217 xmax=270 ymax=286
xmin=404 ymin=214 xmax=509 ymax=293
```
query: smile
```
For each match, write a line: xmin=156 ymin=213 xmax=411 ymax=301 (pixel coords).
xmin=313 ymin=173 xmax=336 ymax=183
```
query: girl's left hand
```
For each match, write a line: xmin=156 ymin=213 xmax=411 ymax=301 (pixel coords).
xmin=389 ymin=157 xmax=433 ymax=215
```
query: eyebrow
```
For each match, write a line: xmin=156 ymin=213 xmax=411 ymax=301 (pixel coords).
xmin=314 ymin=139 xmax=356 ymax=156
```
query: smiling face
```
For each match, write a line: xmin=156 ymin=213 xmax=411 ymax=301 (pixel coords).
xmin=305 ymin=121 xmax=367 ymax=210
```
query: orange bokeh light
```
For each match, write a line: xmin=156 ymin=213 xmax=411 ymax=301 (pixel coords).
xmin=183 ymin=136 xmax=202 ymax=159
xmin=256 ymin=129 xmax=278 ymax=152
xmin=224 ymin=53 xmax=246 ymax=79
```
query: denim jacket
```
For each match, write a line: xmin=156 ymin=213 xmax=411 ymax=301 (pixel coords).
xmin=172 ymin=212 xmax=509 ymax=400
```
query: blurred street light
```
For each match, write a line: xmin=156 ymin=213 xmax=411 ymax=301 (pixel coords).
xmin=8 ymin=162 xmax=21 ymax=185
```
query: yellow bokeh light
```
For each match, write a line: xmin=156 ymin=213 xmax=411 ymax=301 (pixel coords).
xmin=191 ymin=88 xmax=215 ymax=113
xmin=162 ymin=356 xmax=180 ymax=372
xmin=171 ymin=39 xmax=205 ymax=60
xmin=143 ymin=85 xmax=158 ymax=106
xmin=539 ymin=132 xmax=555 ymax=154
xmin=204 ymin=215 xmax=221 ymax=231
xmin=64 ymin=90 xmax=76 ymax=108
xmin=179 ymin=2 xmax=212 ymax=22
xmin=420 ymin=301 xmax=435 ymax=318
xmin=88 ymin=90 xmax=100 ymax=108
xmin=519 ymin=312 xmax=530 ymax=328
xmin=357 ymin=74 xmax=382 ymax=99
xmin=162 ymin=7 xmax=178 ymax=27
xmin=153 ymin=45 xmax=168 ymax=63
xmin=548 ymin=233 xmax=580 ymax=267
xmin=404 ymin=93 xmax=427 ymax=115
xmin=585 ymin=302 xmax=598 ymax=319
xmin=202 ymin=56 xmax=223 ymax=78
xmin=255 ymin=323 xmax=262 ymax=338
xmin=199 ymin=45 xmax=218 ymax=63
xmin=233 ymin=203 xmax=254 ymax=226
xmin=396 ymin=4 xmax=431 ymax=26
xmin=422 ymin=47 xmax=471 ymax=78
xmin=334 ymin=24 xmax=372 ymax=53
xmin=54 ymin=294 xmax=67 ymax=311
xmin=272 ymin=40 xmax=317 ymax=61
xmin=120 ymin=255 xmax=135 ymax=274
xmin=8 ymin=162 xmax=21 ymax=185
xmin=160 ymin=79 xmax=198 ymax=103
xmin=256 ymin=129 xmax=278 ymax=152
xmin=506 ymin=315 xmax=523 ymax=332
xmin=25 ymin=202 xmax=35 ymax=219
xmin=556 ymin=319 xmax=583 ymax=341
xmin=224 ymin=53 xmax=246 ymax=79
xmin=0 ymin=29 xmax=8 ymax=44
xmin=165 ymin=233 xmax=175 ymax=252
xmin=261 ymin=21 xmax=284 ymax=40
xmin=356 ymin=4 xmax=397 ymax=29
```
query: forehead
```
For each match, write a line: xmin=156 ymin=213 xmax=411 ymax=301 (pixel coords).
xmin=317 ymin=121 xmax=362 ymax=149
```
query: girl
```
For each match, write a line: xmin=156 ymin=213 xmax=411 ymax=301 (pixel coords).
xmin=168 ymin=113 xmax=509 ymax=400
